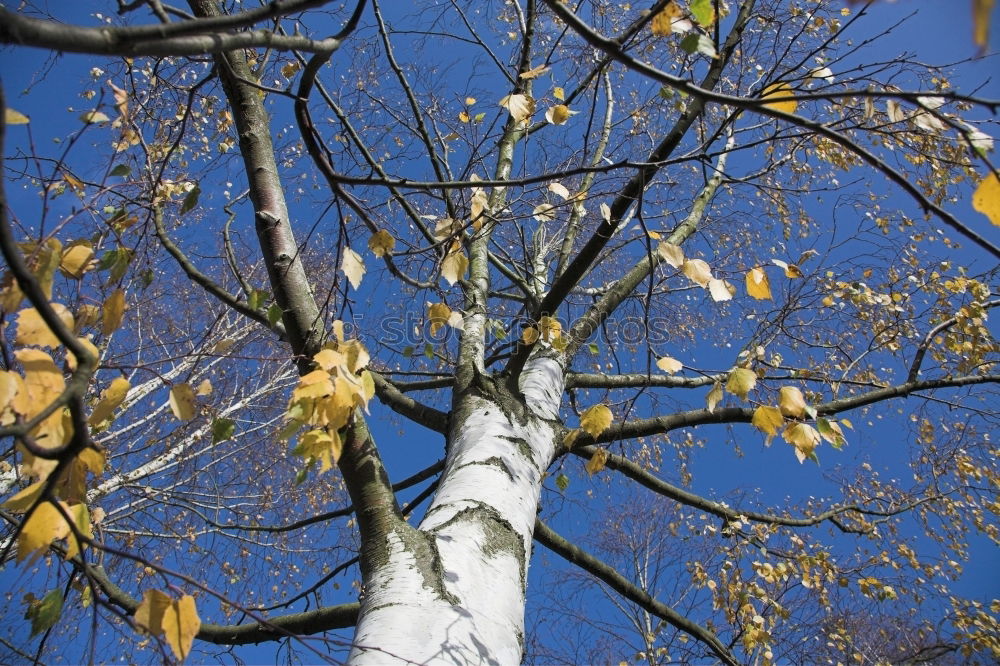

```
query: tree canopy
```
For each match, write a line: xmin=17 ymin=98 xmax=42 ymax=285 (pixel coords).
xmin=0 ymin=1 xmax=998 ymax=664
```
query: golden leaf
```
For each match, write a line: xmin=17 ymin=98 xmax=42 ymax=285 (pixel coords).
xmin=5 ymin=108 xmax=30 ymax=124
xmin=101 ymin=289 xmax=126 ymax=336
xmin=745 ymin=267 xmax=772 ymax=300
xmin=972 ymin=172 xmax=1000 ymax=227
xmin=169 ymin=384 xmax=197 ymax=420
xmin=427 ymin=302 xmax=451 ymax=336
xmin=751 ymin=406 xmax=784 ymax=442
xmin=650 ymin=1 xmax=682 ymax=36
xmin=761 ymin=82 xmax=798 ymax=114
xmin=973 ymin=0 xmax=993 ymax=49
xmin=519 ymin=64 xmax=550 ymax=80
xmin=726 ymin=367 xmax=757 ymax=400
xmin=499 ymin=94 xmax=535 ymax=122
xmin=134 ymin=590 xmax=201 ymax=663
xmin=778 ymin=386 xmax=807 ymax=418
xmin=545 ymin=104 xmax=571 ymax=125
xmin=59 ymin=244 xmax=95 ymax=279
xmin=89 ymin=377 xmax=130 ymax=426
xmin=585 ymin=447 xmax=609 ymax=475
xmin=195 ymin=379 xmax=212 ymax=396
xmin=17 ymin=501 xmax=71 ymax=563
xmin=367 ymin=229 xmax=396 ymax=257
xmin=521 ymin=326 xmax=539 ymax=345
xmin=66 ymin=337 xmax=99 ymax=372
xmin=580 ymin=404 xmax=613 ymax=438
xmin=681 ymin=258 xmax=713 ymax=287
xmin=782 ymin=422 xmax=821 ymax=463
xmin=16 ymin=305 xmax=73 ymax=348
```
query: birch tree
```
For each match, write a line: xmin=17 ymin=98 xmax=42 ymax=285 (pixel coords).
xmin=1 ymin=1 xmax=998 ymax=664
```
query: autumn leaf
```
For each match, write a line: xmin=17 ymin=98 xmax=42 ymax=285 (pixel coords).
xmin=783 ymin=422 xmax=821 ymax=463
xmin=533 ymin=203 xmax=556 ymax=222
xmin=657 ymin=242 xmax=684 ymax=268
xmin=499 ymin=94 xmax=534 ymax=122
xmin=441 ymin=247 xmax=468 ymax=286
xmin=706 ymin=382 xmax=723 ymax=413
xmin=519 ymin=64 xmax=550 ymax=79
xmin=16 ymin=305 xmax=73 ymax=348
xmin=548 ymin=182 xmax=570 ymax=199
xmin=681 ymin=258 xmax=712 ymax=287
xmin=972 ymin=172 xmax=1000 ymax=227
xmin=427 ymin=302 xmax=451 ymax=335
xmin=707 ymin=278 xmax=733 ymax=302
xmin=169 ymin=383 xmax=197 ymax=420
xmin=745 ymin=267 xmax=772 ymax=300
xmin=79 ymin=110 xmax=110 ymax=124
xmin=102 ymin=289 xmax=126 ymax=336
xmin=817 ymin=417 xmax=847 ymax=449
xmin=761 ymin=82 xmax=798 ymax=113
xmin=656 ymin=356 xmax=683 ymax=374
xmin=89 ymin=377 xmax=130 ymax=426
xmin=25 ymin=589 xmax=63 ymax=637
xmin=60 ymin=244 xmax=95 ymax=279
xmin=771 ymin=258 xmax=803 ymax=278
xmin=340 ymin=247 xmax=365 ymax=289
xmin=726 ymin=368 xmax=757 ymax=400
xmin=689 ymin=0 xmax=716 ymax=27
xmin=5 ymin=108 xmax=30 ymax=124
xmin=778 ymin=386 xmax=807 ymax=419
xmin=580 ymin=404 xmax=613 ymax=438
xmin=650 ymin=1 xmax=682 ymax=35
xmin=751 ymin=405 xmax=784 ymax=443
xmin=195 ymin=379 xmax=212 ymax=396
xmin=585 ymin=447 xmax=609 ymax=475
xmin=545 ymin=104 xmax=571 ymax=125
xmin=522 ymin=326 xmax=539 ymax=345
xmin=973 ymin=0 xmax=994 ymax=50
xmin=15 ymin=501 xmax=88 ymax=563
xmin=134 ymin=590 xmax=201 ymax=663
xmin=368 ymin=229 xmax=396 ymax=257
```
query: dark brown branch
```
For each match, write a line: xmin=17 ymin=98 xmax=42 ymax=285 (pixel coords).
xmin=534 ymin=519 xmax=739 ymax=666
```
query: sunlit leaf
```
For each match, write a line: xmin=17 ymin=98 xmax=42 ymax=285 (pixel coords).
xmin=134 ymin=590 xmax=201 ymax=663
xmin=689 ymin=0 xmax=716 ymax=27
xmin=499 ymin=93 xmax=534 ymax=122
xmin=657 ymin=242 xmax=684 ymax=268
xmin=656 ymin=356 xmax=683 ymax=374
xmin=972 ymin=172 xmax=1000 ymax=227
xmin=650 ymin=1 xmax=682 ymax=36
xmin=79 ymin=110 xmax=110 ymax=124
xmin=89 ymin=377 xmax=130 ymax=426
xmin=368 ymin=230 xmax=395 ymax=257
xmin=580 ymin=404 xmax=613 ymax=438
xmin=751 ymin=406 xmax=784 ymax=442
xmin=726 ymin=368 xmax=757 ymax=400
xmin=5 ymin=108 xmax=30 ymax=124
xmin=519 ymin=64 xmax=550 ymax=79
xmin=169 ymin=383 xmax=197 ymax=420
xmin=16 ymin=305 xmax=73 ymax=348
xmin=707 ymin=278 xmax=733 ymax=302
xmin=778 ymin=386 xmax=807 ymax=419
xmin=427 ymin=302 xmax=451 ymax=336
xmin=706 ymin=382 xmax=723 ymax=413
xmin=585 ymin=447 xmax=609 ymax=475
xmin=60 ymin=243 xmax=95 ymax=279
xmin=101 ymin=289 xmax=126 ymax=336
xmin=545 ymin=104 xmax=572 ymax=125
xmin=761 ymin=82 xmax=798 ymax=113
xmin=681 ymin=258 xmax=712 ymax=287
xmin=340 ymin=247 xmax=365 ymax=289
xmin=745 ymin=267 xmax=772 ymax=300
xmin=783 ymin=422 xmax=821 ymax=464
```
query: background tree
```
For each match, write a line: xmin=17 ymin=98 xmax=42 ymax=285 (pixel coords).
xmin=1 ymin=0 xmax=998 ymax=664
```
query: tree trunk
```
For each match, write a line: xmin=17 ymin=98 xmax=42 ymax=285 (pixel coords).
xmin=349 ymin=353 xmax=563 ymax=664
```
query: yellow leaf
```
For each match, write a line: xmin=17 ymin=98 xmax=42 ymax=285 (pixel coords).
xmin=745 ymin=267 xmax=772 ymax=300
xmin=761 ymin=82 xmax=798 ymax=114
xmin=17 ymin=501 xmax=71 ymax=562
xmin=548 ymin=182 xmax=571 ymax=200
xmin=75 ymin=305 xmax=100 ymax=331
xmin=89 ymin=377 xmax=130 ymax=426
xmin=533 ymin=203 xmax=556 ymax=222
xmin=16 ymin=305 xmax=73 ymax=348
xmin=973 ymin=0 xmax=994 ymax=49
xmin=427 ymin=302 xmax=451 ymax=336
xmin=499 ymin=94 xmax=535 ymax=122
xmin=585 ymin=447 xmax=609 ymax=475
xmin=778 ymin=386 xmax=807 ymax=418
xmin=656 ymin=356 xmax=683 ymax=374
xmin=682 ymin=258 xmax=713 ymax=287
xmin=519 ymin=64 xmax=550 ymax=80
xmin=545 ymin=104 xmax=571 ymax=125
xmin=972 ymin=172 xmax=1000 ymax=227
xmin=60 ymin=244 xmax=95 ymax=279
xmin=441 ymin=247 xmax=469 ymax=286
xmin=67 ymin=336 xmax=99 ymax=372
xmin=465 ymin=97 xmax=477 ymax=106
xmin=64 ymin=502 xmax=91 ymax=560
xmin=62 ymin=171 xmax=85 ymax=192
xmin=552 ymin=86 xmax=565 ymax=101
xmin=458 ymin=110 xmax=471 ymax=123
xmin=706 ymin=382 xmax=723 ymax=413
xmin=538 ymin=316 xmax=563 ymax=343
xmin=134 ymin=590 xmax=201 ymax=663
xmin=522 ymin=326 xmax=539 ymax=345
xmin=563 ymin=428 xmax=581 ymax=449
xmin=580 ymin=404 xmax=613 ymax=438
xmin=79 ymin=110 xmax=110 ymax=124
xmin=5 ymin=108 xmax=30 ymax=124
xmin=751 ymin=406 xmax=784 ymax=442
xmin=726 ymin=367 xmax=757 ymax=400
xmin=650 ymin=1 xmax=682 ymax=36
xmin=169 ymin=384 xmax=197 ymax=420
xmin=657 ymin=242 xmax=684 ymax=268
xmin=782 ymin=423 xmax=821 ymax=463
xmin=771 ymin=258 xmax=803 ymax=278
xmin=340 ymin=247 xmax=365 ymax=289
xmin=2 ymin=480 xmax=45 ymax=512
xmin=195 ymin=379 xmax=212 ymax=396
xmin=101 ymin=289 xmax=126 ymax=336
xmin=281 ymin=61 xmax=300 ymax=78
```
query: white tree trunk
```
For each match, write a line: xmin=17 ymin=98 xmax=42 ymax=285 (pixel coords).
xmin=348 ymin=354 xmax=563 ymax=665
